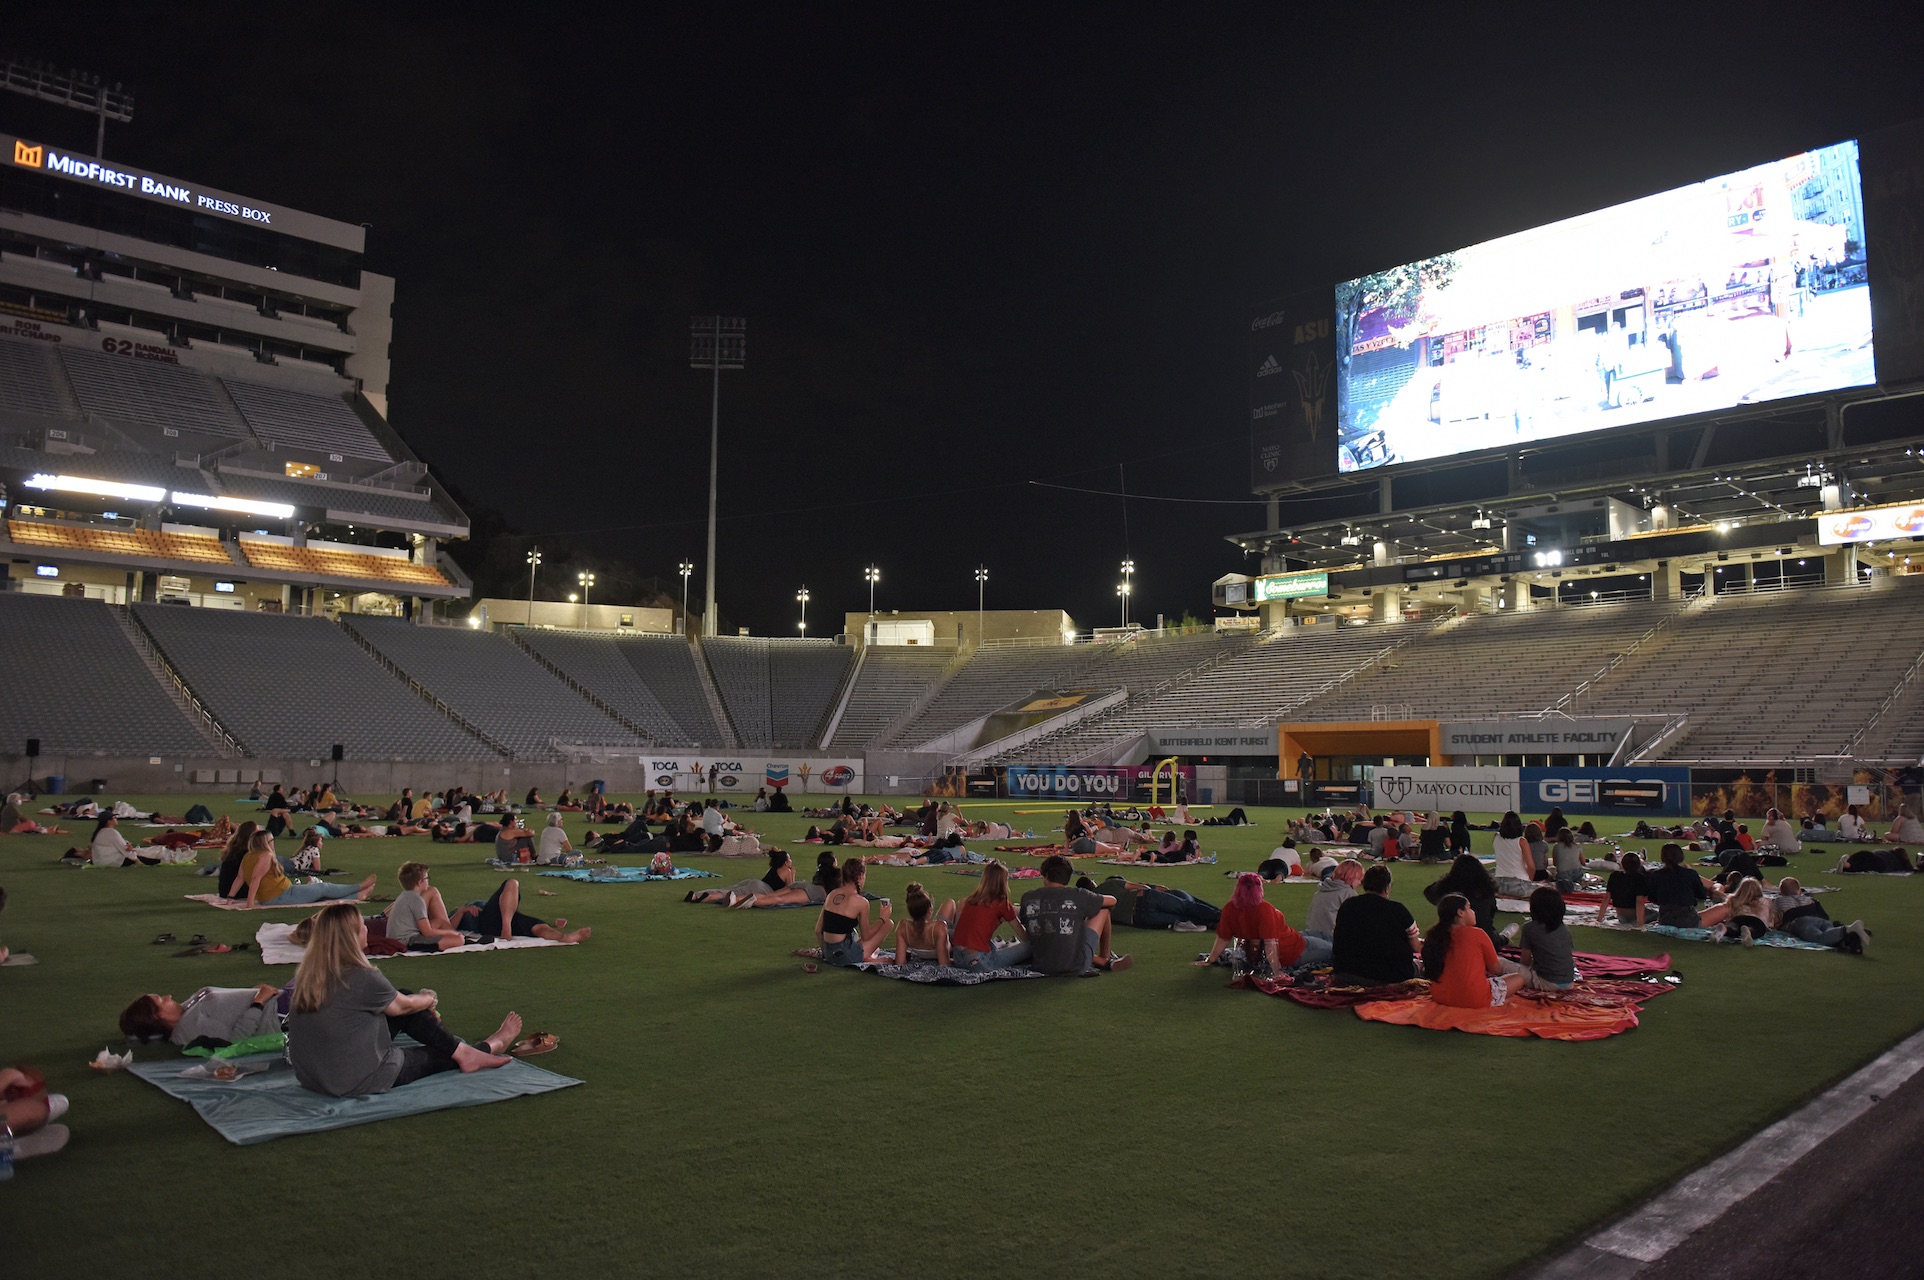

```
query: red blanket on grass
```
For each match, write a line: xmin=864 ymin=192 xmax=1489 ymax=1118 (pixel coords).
xmin=1355 ymin=977 xmax=1669 ymax=1041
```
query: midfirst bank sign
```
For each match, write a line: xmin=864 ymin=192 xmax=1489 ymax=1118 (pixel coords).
xmin=6 ymin=135 xmax=364 ymax=252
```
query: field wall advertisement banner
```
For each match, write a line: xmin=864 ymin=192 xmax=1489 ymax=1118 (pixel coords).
xmin=1816 ymin=501 xmax=1924 ymax=546
xmin=1002 ymin=765 xmax=1197 ymax=800
xmin=1249 ymin=289 xmax=1341 ymax=489
xmin=1335 ymin=140 xmax=1875 ymax=474
xmin=1688 ymin=767 xmax=1897 ymax=822
xmin=1371 ymin=767 xmax=1520 ymax=813
xmin=641 ymin=757 xmax=862 ymax=793
xmin=1518 ymin=767 xmax=1691 ymax=818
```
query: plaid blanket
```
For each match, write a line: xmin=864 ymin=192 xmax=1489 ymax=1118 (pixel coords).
xmin=538 ymin=867 xmax=718 ymax=883
xmin=852 ymin=961 xmax=1046 ymax=985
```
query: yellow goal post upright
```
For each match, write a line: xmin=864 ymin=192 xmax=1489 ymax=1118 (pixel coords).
xmin=1148 ymin=756 xmax=1180 ymax=807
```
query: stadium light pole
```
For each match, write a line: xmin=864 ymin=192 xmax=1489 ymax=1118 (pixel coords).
xmin=577 ymin=572 xmax=595 ymax=622
xmin=864 ymin=565 xmax=880 ymax=621
xmin=524 ymin=548 xmax=541 ymax=626
xmin=678 ymin=560 xmax=693 ymax=636
xmin=1120 ymin=559 xmax=1135 ymax=628
xmin=975 ymin=566 xmax=988 ymax=647
xmin=796 ymin=586 xmax=810 ymax=635
xmin=689 ymin=317 xmax=746 ymax=638
xmin=1117 ymin=581 xmax=1132 ymax=628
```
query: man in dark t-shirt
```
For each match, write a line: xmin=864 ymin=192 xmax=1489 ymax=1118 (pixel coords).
xmin=1329 ymin=865 xmax=1419 ymax=985
xmin=1018 ymin=856 xmax=1133 ymax=975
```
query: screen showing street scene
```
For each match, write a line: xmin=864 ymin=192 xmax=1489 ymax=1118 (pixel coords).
xmin=1334 ymin=140 xmax=1873 ymax=473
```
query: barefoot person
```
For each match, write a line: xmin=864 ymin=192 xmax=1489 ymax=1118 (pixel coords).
xmin=385 ymin=862 xmax=473 ymax=952
xmin=239 ymin=831 xmax=376 ymax=907
xmin=448 ymin=877 xmax=593 ymax=945
xmin=816 ymin=857 xmax=894 ymax=965
xmin=285 ymin=903 xmax=522 ymax=1096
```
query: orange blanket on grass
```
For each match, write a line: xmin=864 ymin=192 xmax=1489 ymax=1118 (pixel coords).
xmin=1353 ymin=995 xmax=1642 ymax=1041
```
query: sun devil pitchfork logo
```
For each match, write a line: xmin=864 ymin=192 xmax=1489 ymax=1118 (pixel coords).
xmin=1292 ymin=351 xmax=1330 ymax=441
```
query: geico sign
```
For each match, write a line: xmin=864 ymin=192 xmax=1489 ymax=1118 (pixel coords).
xmin=1535 ymin=778 xmax=1667 ymax=805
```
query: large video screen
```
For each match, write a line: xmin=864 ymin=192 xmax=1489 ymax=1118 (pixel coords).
xmin=1335 ymin=141 xmax=1873 ymax=473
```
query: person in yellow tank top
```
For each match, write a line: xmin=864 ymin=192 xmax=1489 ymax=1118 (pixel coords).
xmin=238 ymin=832 xmax=375 ymax=908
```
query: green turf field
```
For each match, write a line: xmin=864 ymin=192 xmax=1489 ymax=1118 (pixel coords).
xmin=2 ymin=797 xmax=1916 ymax=1279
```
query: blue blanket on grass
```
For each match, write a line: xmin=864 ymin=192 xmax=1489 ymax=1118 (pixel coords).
xmin=1636 ymin=922 xmax=1831 ymax=950
xmin=128 ymin=1050 xmax=582 ymax=1145
xmin=538 ymin=867 xmax=718 ymax=883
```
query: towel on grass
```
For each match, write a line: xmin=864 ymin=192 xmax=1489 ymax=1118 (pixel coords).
xmin=187 ymin=893 xmax=328 ymax=911
xmin=852 ymin=960 xmax=1046 ymax=985
xmin=1352 ymin=992 xmax=1651 ymax=1040
xmin=538 ymin=867 xmax=717 ymax=883
xmin=1572 ymin=911 xmax=1833 ymax=949
xmin=128 ymin=1049 xmax=581 ymax=1145
xmin=256 ymin=922 xmax=571 ymax=965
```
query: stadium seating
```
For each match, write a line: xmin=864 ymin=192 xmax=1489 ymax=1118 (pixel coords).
xmin=59 ymin=346 xmax=252 ymax=441
xmin=221 ymin=379 xmax=391 ymax=462
xmin=827 ymin=645 xmax=956 ymax=749
xmin=878 ymin=643 xmax=1105 ymax=749
xmin=507 ymin=629 xmax=702 ymax=745
xmin=340 ymin=617 xmax=644 ymax=761
xmin=0 ymin=592 xmax=214 ymax=757
xmin=8 ymin=520 xmax=234 ymax=566
xmin=767 ymin=639 xmax=855 ymax=748
xmin=701 ymin=637 xmax=774 ymax=748
xmin=0 ymin=336 xmax=79 ymax=419
xmin=237 ymin=540 xmax=451 ymax=588
xmin=134 ymin=605 xmax=497 ymax=761
xmin=1294 ymin=600 xmax=1688 ymax=722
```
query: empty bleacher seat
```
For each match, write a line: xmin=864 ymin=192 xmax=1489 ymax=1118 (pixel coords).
xmin=702 ymin=637 xmax=774 ymax=747
xmin=507 ymin=628 xmax=698 ymax=745
xmin=133 ymin=605 xmax=497 ymax=761
xmin=0 ymin=593 xmax=211 ymax=756
xmin=767 ymin=639 xmax=853 ymax=748
xmin=827 ymin=646 xmax=956 ymax=749
xmin=0 ymin=336 xmax=79 ymax=419
xmin=59 ymin=346 xmax=252 ymax=441
xmin=221 ymin=379 xmax=391 ymax=461
xmin=9 ymin=520 xmax=233 ymax=566
xmin=342 ymin=617 xmax=644 ymax=761
xmin=237 ymin=540 xmax=450 ymax=588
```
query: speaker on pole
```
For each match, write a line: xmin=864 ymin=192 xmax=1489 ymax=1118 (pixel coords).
xmin=331 ymin=744 xmax=345 ymax=762
xmin=26 ymin=738 xmax=40 ymax=759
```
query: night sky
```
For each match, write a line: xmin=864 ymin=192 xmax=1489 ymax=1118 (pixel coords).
xmin=9 ymin=5 xmax=1924 ymax=635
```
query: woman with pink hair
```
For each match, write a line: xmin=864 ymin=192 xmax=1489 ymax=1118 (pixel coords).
xmin=1192 ymin=872 xmax=1329 ymax=973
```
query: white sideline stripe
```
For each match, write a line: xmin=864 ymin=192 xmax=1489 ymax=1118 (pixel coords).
xmin=1586 ymin=1026 xmax=1924 ymax=1264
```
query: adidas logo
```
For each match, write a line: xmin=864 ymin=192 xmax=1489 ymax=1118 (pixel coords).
xmin=1256 ymin=355 xmax=1281 ymax=377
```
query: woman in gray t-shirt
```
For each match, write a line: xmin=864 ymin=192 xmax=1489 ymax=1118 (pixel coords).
xmin=286 ymin=903 xmax=521 ymax=1097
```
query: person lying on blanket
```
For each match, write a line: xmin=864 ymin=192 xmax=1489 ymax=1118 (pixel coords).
xmin=238 ymin=832 xmax=377 ymax=908
xmin=735 ymin=851 xmax=839 ymax=909
xmin=1425 ymin=893 xmax=1528 ymax=1009
xmin=1646 ymin=844 xmax=1731 ymax=931
xmin=1328 ymin=864 xmax=1418 ymax=987
xmin=120 ymin=982 xmax=289 ymax=1047
xmin=285 ymin=903 xmax=522 ymax=1097
xmin=445 ymin=878 xmax=592 ymax=945
xmin=817 ymin=858 xmax=895 ymax=966
xmin=1082 ymin=874 xmax=1220 ymax=932
xmin=950 ymin=862 xmax=1034 ymax=971
xmin=1192 ymin=872 xmax=1328 ymax=973
xmin=1016 ymin=856 xmax=1132 ymax=976
xmin=689 ymin=849 xmax=800 ymax=908
xmin=1061 ymin=810 xmax=1124 ymax=858
xmin=1766 ymin=877 xmax=1871 ymax=953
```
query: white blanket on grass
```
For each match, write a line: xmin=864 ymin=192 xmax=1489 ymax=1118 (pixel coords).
xmin=254 ymin=922 xmax=571 ymax=966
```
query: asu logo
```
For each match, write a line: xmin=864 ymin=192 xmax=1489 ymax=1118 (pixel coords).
xmin=1292 ymin=351 xmax=1331 ymax=440
xmin=13 ymin=140 xmax=43 ymax=168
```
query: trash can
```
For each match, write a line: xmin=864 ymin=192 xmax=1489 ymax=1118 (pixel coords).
xmin=91 ymin=778 xmax=107 ymax=793
xmin=44 ymin=774 xmax=63 ymax=795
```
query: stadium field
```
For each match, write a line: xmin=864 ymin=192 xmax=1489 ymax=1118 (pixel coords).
xmin=3 ymin=798 xmax=1918 ymax=1278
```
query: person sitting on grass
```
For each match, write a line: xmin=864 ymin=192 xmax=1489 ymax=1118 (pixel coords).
xmin=685 ymin=849 xmax=796 ymax=907
xmin=1328 ymin=864 xmax=1419 ymax=987
xmin=950 ymin=862 xmax=1033 ymax=970
xmin=1548 ymin=828 xmax=1586 ymax=891
xmin=1838 ymin=806 xmax=1868 ymax=842
xmin=1425 ymin=893 xmax=1527 ymax=1009
xmin=1423 ymin=853 xmax=1499 ymax=943
xmin=1884 ymin=805 xmax=1924 ymax=845
xmin=1061 ymin=810 xmax=1121 ymax=858
xmin=894 ymin=882 xmax=955 ymax=965
xmin=1192 ymin=871 xmax=1328 ymax=974
xmin=1017 ymin=855 xmax=1132 ymax=975
xmin=86 ymin=814 xmax=149 ymax=867
xmin=1760 ymin=808 xmax=1801 ymax=854
xmin=1154 ymin=830 xmax=1202 ymax=864
xmin=1491 ymin=811 xmax=1536 ymax=898
xmin=238 ymin=832 xmax=376 ymax=908
xmin=1517 ymin=887 xmax=1577 ymax=991
xmin=1723 ymin=877 xmax=1775 ymax=946
xmin=537 ymin=812 xmax=575 ymax=865
xmin=1770 ymin=877 xmax=1870 ymax=954
xmin=215 ymin=821 xmax=261 ymax=897
xmin=816 ymin=858 xmax=894 ymax=966
xmin=1606 ymin=851 xmax=1651 ymax=927
xmin=1645 ymin=843 xmax=1731 ymax=930
xmin=384 ymin=862 xmax=474 ymax=952
xmin=285 ymin=903 xmax=522 ymax=1097
xmin=1 ymin=793 xmax=64 ymax=835
xmin=446 ymin=877 xmax=592 ymax=945
xmin=120 ymin=982 xmax=288 ymax=1047
xmin=1303 ymin=858 xmax=1364 ymax=942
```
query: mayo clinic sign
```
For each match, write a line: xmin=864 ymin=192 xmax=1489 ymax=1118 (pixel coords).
xmin=6 ymin=134 xmax=364 ymax=252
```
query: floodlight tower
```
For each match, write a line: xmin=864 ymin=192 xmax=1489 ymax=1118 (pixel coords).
xmin=577 ymin=571 xmax=595 ymax=609
xmin=689 ymin=317 xmax=746 ymax=637
xmin=796 ymin=586 xmax=810 ymax=635
xmin=1120 ymin=559 xmax=1135 ymax=627
xmin=1117 ymin=581 xmax=1132 ymax=627
xmin=678 ymin=560 xmax=694 ymax=635
xmin=864 ymin=565 xmax=880 ymax=618
xmin=524 ymin=548 xmax=541 ymax=625
xmin=975 ymin=565 xmax=988 ymax=646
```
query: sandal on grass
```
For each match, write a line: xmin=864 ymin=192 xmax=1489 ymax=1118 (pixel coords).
xmin=151 ymin=932 xmax=176 ymax=945
xmin=510 ymin=1032 xmax=559 ymax=1056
